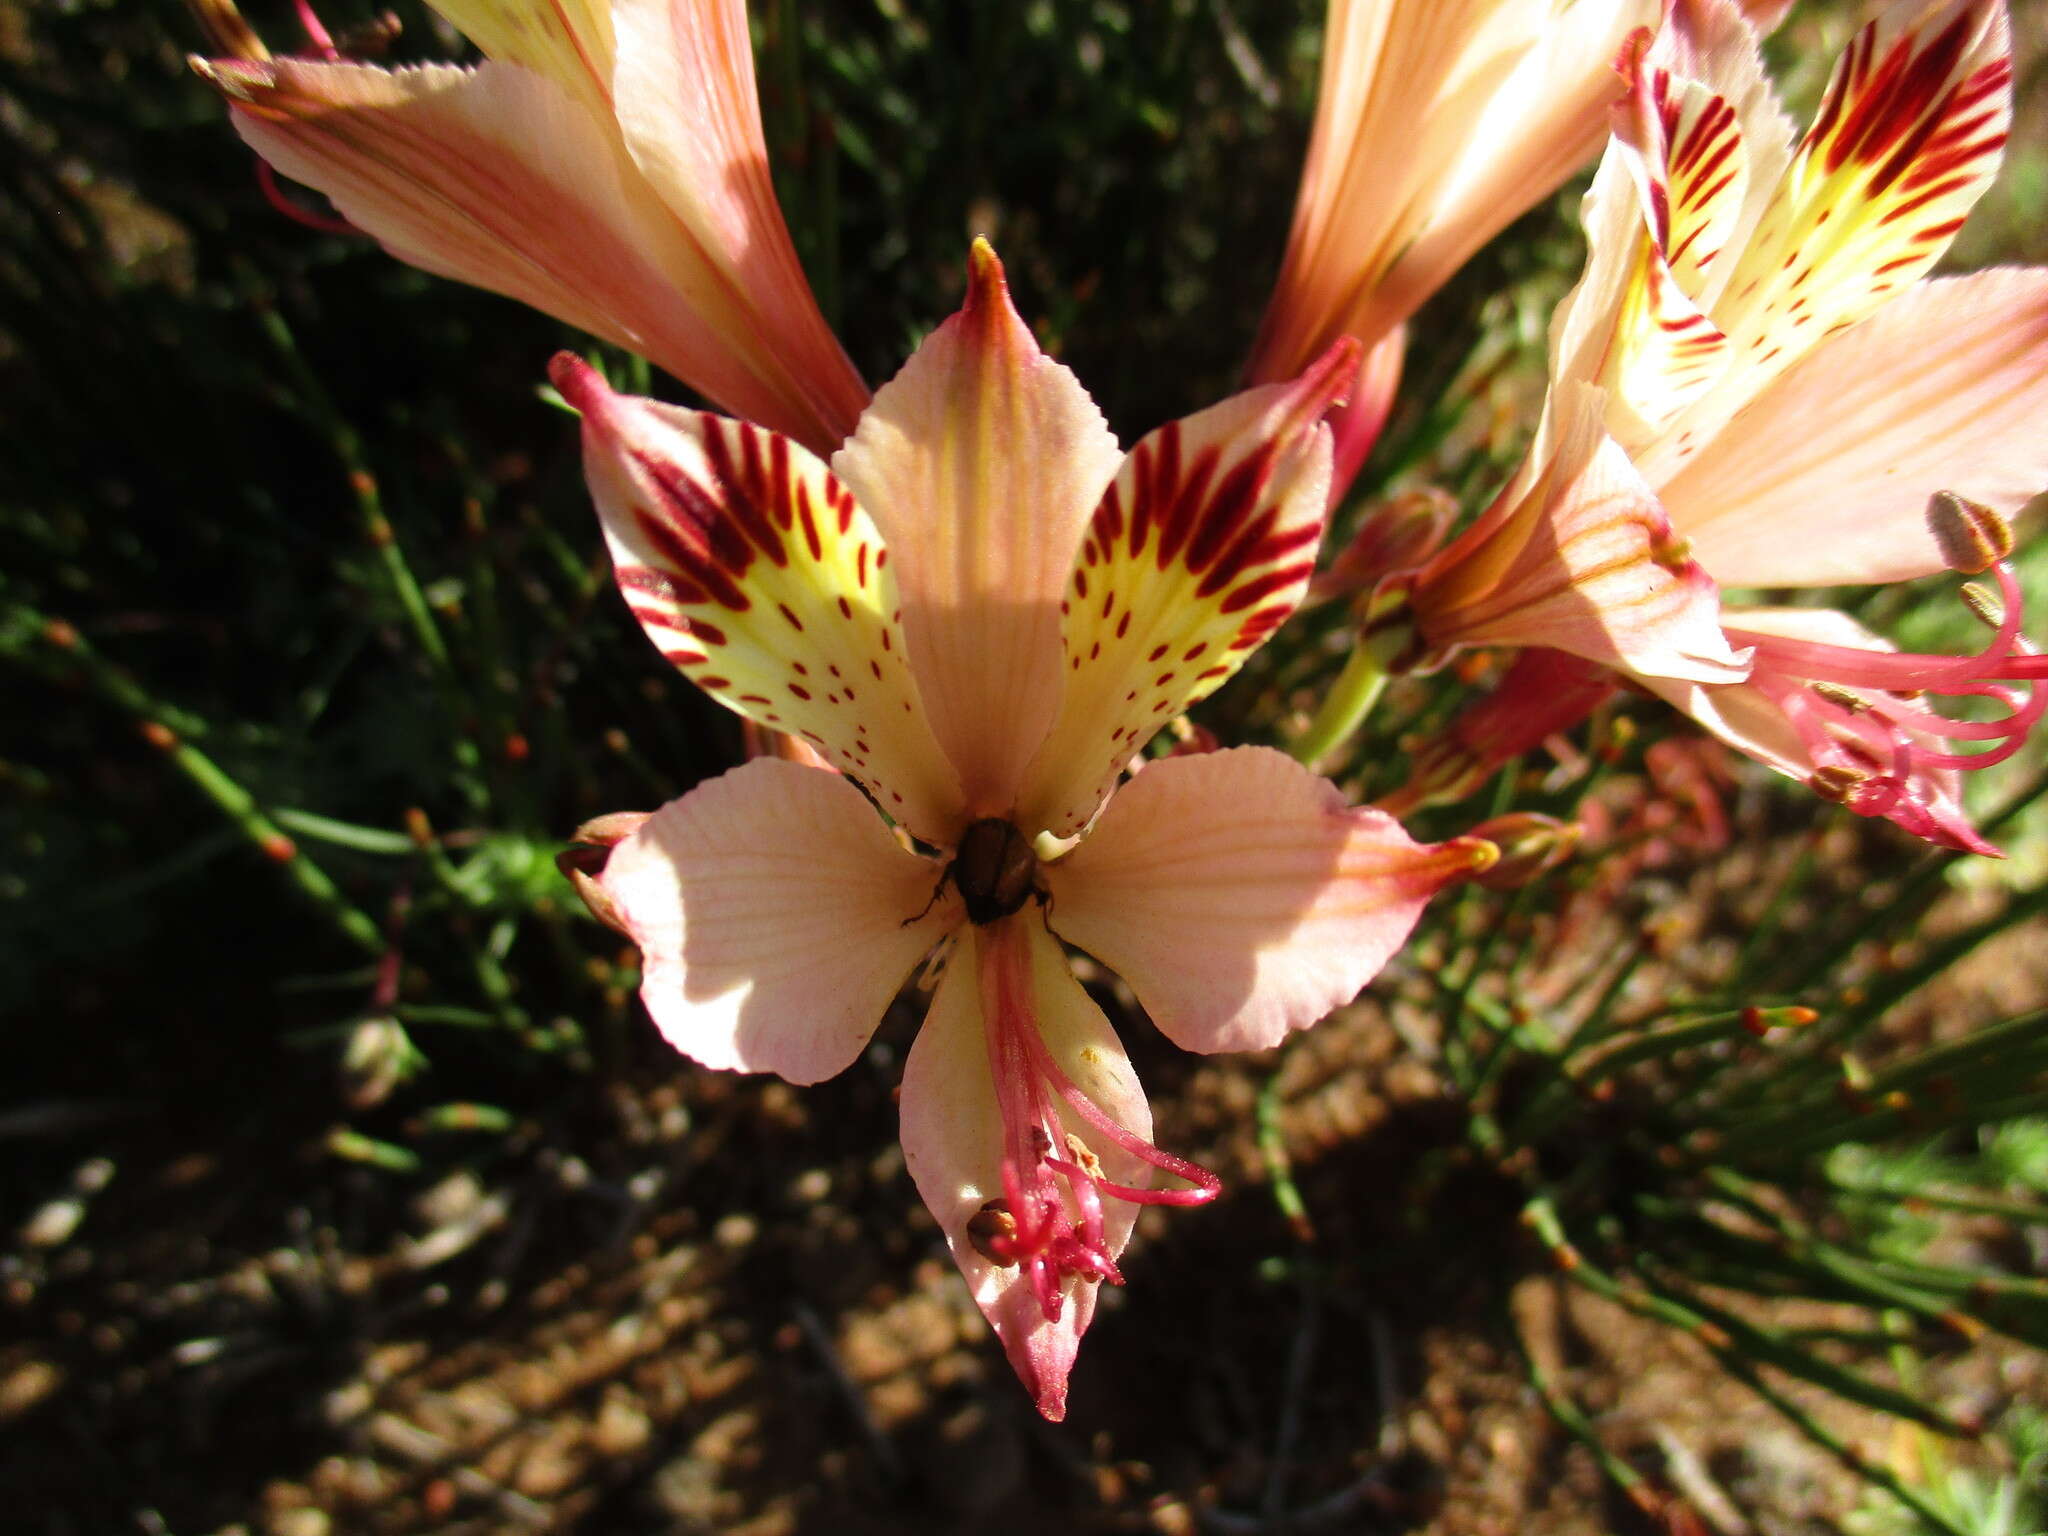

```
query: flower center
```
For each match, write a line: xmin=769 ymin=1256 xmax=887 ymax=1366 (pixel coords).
xmin=968 ymin=922 xmax=1219 ymax=1325
xmin=952 ymin=818 xmax=1040 ymax=926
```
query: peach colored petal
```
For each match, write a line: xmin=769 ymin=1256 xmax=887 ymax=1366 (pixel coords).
xmin=201 ymin=55 xmax=864 ymax=454
xmin=601 ymin=759 xmax=961 ymax=1085
xmin=1015 ymin=342 xmax=1357 ymax=838
xmin=1659 ymin=268 xmax=2048 ymax=588
xmin=429 ymin=0 xmax=616 ymax=110
xmin=1043 ymin=748 xmax=1491 ymax=1055
xmin=607 ymin=0 xmax=869 ymax=451
xmin=899 ymin=917 xmax=1151 ymax=1421
xmin=1409 ymin=387 xmax=1747 ymax=683
xmin=1248 ymin=0 xmax=1656 ymax=385
xmin=553 ymin=357 xmax=963 ymax=841
xmin=831 ymin=242 xmax=1124 ymax=821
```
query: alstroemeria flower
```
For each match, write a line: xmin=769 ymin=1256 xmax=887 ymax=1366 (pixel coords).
xmin=1245 ymin=0 xmax=1661 ymax=496
xmin=195 ymin=0 xmax=867 ymax=455
xmin=556 ymin=244 xmax=1494 ymax=1418
xmin=1383 ymin=0 xmax=2047 ymax=846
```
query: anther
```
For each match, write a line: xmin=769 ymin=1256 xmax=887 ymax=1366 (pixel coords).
xmin=1926 ymin=491 xmax=2013 ymax=574
xmin=966 ymin=1199 xmax=1019 ymax=1267
xmin=1810 ymin=681 xmax=1867 ymax=712
xmin=1959 ymin=580 xmax=2006 ymax=629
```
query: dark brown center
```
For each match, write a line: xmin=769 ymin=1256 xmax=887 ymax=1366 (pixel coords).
xmin=952 ymin=818 xmax=1038 ymax=926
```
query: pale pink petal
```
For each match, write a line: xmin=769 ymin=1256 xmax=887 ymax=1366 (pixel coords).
xmin=1247 ymin=0 xmax=1657 ymax=384
xmin=1042 ymin=748 xmax=1492 ymax=1055
xmin=1015 ymin=342 xmax=1357 ymax=838
xmin=1660 ymin=268 xmax=2048 ymax=588
xmin=600 ymin=759 xmax=960 ymax=1085
xmin=831 ymin=242 xmax=1125 ymax=821
xmin=199 ymin=55 xmax=864 ymax=454
xmin=553 ymin=357 xmax=964 ymax=841
xmin=899 ymin=918 xmax=1152 ymax=1421
xmin=1409 ymin=386 xmax=1747 ymax=683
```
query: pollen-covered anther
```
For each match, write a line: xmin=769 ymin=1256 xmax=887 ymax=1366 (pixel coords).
xmin=1809 ymin=763 xmax=1869 ymax=802
xmin=1810 ymin=681 xmax=1869 ymax=713
xmin=1960 ymin=581 xmax=2006 ymax=630
xmin=1927 ymin=491 xmax=2014 ymax=575
xmin=1650 ymin=534 xmax=1695 ymax=573
xmin=967 ymin=1199 xmax=1020 ymax=1268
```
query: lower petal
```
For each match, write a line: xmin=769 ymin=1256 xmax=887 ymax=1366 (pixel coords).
xmin=898 ymin=916 xmax=1156 ymax=1422
xmin=600 ymin=759 xmax=960 ymax=1085
xmin=1042 ymin=748 xmax=1494 ymax=1055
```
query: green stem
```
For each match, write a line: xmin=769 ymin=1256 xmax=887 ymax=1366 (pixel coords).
xmin=1289 ymin=644 xmax=1388 ymax=767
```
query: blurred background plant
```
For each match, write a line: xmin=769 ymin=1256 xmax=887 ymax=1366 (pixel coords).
xmin=1 ymin=1 xmax=2044 ymax=1532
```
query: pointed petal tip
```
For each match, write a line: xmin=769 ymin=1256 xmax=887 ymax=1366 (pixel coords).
xmin=963 ymin=237 xmax=1012 ymax=320
xmin=547 ymin=351 xmax=611 ymax=415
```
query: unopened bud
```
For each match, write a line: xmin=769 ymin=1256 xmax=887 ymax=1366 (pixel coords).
xmin=1314 ymin=489 xmax=1454 ymax=600
xmin=1464 ymin=813 xmax=1580 ymax=890
xmin=557 ymin=812 xmax=652 ymax=934
xmin=342 ymin=1015 xmax=419 ymax=1110
xmin=1739 ymin=1004 xmax=1819 ymax=1036
xmin=1927 ymin=491 xmax=2012 ymax=574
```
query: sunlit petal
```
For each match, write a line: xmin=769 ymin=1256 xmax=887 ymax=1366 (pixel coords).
xmin=553 ymin=356 xmax=962 ymax=841
xmin=1661 ymin=268 xmax=2048 ymax=588
xmin=1016 ymin=342 xmax=1357 ymax=837
xmin=1044 ymin=748 xmax=1493 ymax=1054
xmin=600 ymin=759 xmax=961 ymax=1084
xmin=832 ymin=242 xmax=1125 ymax=820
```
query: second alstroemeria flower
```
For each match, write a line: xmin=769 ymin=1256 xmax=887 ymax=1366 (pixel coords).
xmin=195 ymin=0 xmax=867 ymax=455
xmin=557 ymin=244 xmax=1492 ymax=1419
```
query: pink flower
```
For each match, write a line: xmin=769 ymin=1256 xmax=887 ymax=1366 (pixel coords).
xmin=194 ymin=0 xmax=867 ymax=456
xmin=1245 ymin=0 xmax=1662 ymax=495
xmin=558 ymin=244 xmax=1493 ymax=1418
xmin=1387 ymin=0 xmax=2047 ymax=846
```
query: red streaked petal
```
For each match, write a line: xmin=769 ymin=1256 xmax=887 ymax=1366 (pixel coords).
xmin=831 ymin=242 xmax=1125 ymax=822
xmin=899 ymin=917 xmax=1151 ymax=1422
xmin=1706 ymin=0 xmax=2010 ymax=396
xmin=554 ymin=357 xmax=963 ymax=842
xmin=1014 ymin=341 xmax=1358 ymax=838
xmin=600 ymin=760 xmax=960 ymax=1085
xmin=1043 ymin=748 xmax=1490 ymax=1055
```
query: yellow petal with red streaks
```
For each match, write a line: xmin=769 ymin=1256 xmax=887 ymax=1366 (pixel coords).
xmin=1707 ymin=0 xmax=2010 ymax=394
xmin=552 ymin=356 xmax=962 ymax=843
xmin=1014 ymin=341 xmax=1358 ymax=838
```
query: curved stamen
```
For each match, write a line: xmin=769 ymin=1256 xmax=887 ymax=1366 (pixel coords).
xmin=976 ymin=923 xmax=1219 ymax=1324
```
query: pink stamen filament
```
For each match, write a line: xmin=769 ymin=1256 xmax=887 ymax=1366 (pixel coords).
xmin=978 ymin=926 xmax=1220 ymax=1324
xmin=1730 ymin=561 xmax=2043 ymax=783
xmin=292 ymin=0 xmax=341 ymax=58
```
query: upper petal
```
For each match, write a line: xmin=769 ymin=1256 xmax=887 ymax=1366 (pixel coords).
xmin=1660 ymin=267 xmax=2048 ymax=588
xmin=200 ymin=54 xmax=864 ymax=455
xmin=1042 ymin=748 xmax=1492 ymax=1055
xmin=554 ymin=356 xmax=963 ymax=842
xmin=898 ymin=916 xmax=1151 ymax=1421
xmin=600 ymin=759 xmax=961 ymax=1084
xmin=428 ymin=0 xmax=616 ymax=110
xmin=831 ymin=242 xmax=1125 ymax=820
xmin=1015 ymin=341 xmax=1358 ymax=838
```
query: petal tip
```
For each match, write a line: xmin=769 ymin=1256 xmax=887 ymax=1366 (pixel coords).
xmin=548 ymin=351 xmax=611 ymax=416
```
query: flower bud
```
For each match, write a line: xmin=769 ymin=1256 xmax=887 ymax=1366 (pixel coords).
xmin=557 ymin=812 xmax=652 ymax=934
xmin=1311 ymin=488 xmax=1454 ymax=602
xmin=1463 ymin=812 xmax=1581 ymax=890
